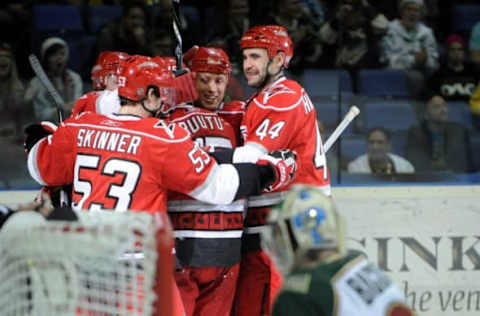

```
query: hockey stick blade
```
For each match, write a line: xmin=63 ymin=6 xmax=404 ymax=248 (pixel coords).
xmin=324 ymin=105 xmax=360 ymax=153
xmin=28 ymin=54 xmax=65 ymax=122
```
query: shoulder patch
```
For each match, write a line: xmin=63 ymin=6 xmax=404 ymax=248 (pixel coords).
xmin=255 ymin=80 xmax=303 ymax=111
xmin=153 ymin=118 xmax=190 ymax=140
xmin=282 ymin=273 xmax=312 ymax=294
xmin=221 ymin=100 xmax=247 ymax=112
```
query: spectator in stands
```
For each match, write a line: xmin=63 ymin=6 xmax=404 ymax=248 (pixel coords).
xmin=0 ymin=42 xmax=34 ymax=187
xmin=222 ymin=0 xmax=251 ymax=70
xmin=0 ymin=1 xmax=33 ymax=79
xmin=427 ymin=34 xmax=479 ymax=102
xmin=468 ymin=82 xmax=480 ymax=130
xmin=348 ymin=127 xmax=415 ymax=174
xmin=0 ymin=42 xmax=29 ymax=144
xmin=407 ymin=94 xmax=472 ymax=173
xmin=269 ymin=0 xmax=324 ymax=73
xmin=319 ymin=0 xmax=388 ymax=80
xmin=470 ymin=22 xmax=480 ymax=73
xmin=380 ymin=0 xmax=439 ymax=99
xmin=150 ymin=30 xmax=174 ymax=58
xmin=24 ymin=37 xmax=83 ymax=121
xmin=92 ymin=1 xmax=151 ymax=59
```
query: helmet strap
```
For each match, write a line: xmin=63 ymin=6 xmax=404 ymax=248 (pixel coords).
xmin=259 ymin=59 xmax=283 ymax=90
xmin=140 ymin=99 xmax=159 ymax=117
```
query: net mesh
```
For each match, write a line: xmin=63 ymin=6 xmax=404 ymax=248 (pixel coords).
xmin=0 ymin=211 xmax=162 ymax=316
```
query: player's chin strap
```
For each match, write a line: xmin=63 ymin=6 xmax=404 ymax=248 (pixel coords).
xmin=141 ymin=99 xmax=161 ymax=117
xmin=258 ymin=59 xmax=284 ymax=91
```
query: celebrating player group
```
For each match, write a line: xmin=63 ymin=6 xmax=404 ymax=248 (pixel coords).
xmin=21 ymin=21 xmax=413 ymax=316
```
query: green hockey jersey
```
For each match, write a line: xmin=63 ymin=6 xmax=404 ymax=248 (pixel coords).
xmin=272 ymin=251 xmax=412 ymax=316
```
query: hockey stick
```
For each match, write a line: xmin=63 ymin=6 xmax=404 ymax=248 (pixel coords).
xmin=324 ymin=105 xmax=360 ymax=153
xmin=28 ymin=54 xmax=65 ymax=122
xmin=29 ymin=54 xmax=69 ymax=206
xmin=171 ymin=0 xmax=187 ymax=76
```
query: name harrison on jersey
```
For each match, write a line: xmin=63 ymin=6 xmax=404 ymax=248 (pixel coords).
xmin=77 ymin=128 xmax=142 ymax=155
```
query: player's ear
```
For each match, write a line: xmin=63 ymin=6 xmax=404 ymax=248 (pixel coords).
xmin=274 ymin=52 xmax=286 ymax=68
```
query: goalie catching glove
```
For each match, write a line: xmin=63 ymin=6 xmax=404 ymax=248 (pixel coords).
xmin=257 ymin=149 xmax=297 ymax=192
xmin=24 ymin=121 xmax=57 ymax=153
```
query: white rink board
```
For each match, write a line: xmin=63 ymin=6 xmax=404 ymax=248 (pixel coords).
xmin=334 ymin=185 xmax=480 ymax=316
xmin=2 ymin=186 xmax=480 ymax=315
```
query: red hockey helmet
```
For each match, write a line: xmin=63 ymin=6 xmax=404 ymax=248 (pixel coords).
xmin=183 ymin=46 xmax=232 ymax=77
xmin=97 ymin=51 xmax=130 ymax=77
xmin=153 ymin=56 xmax=182 ymax=73
xmin=90 ymin=63 xmax=104 ymax=90
xmin=240 ymin=25 xmax=293 ymax=68
xmin=118 ymin=55 xmax=176 ymax=106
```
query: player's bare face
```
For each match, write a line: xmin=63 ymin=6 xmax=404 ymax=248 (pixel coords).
xmin=195 ymin=72 xmax=228 ymax=110
xmin=243 ymin=48 xmax=269 ymax=88
xmin=105 ymin=73 xmax=119 ymax=91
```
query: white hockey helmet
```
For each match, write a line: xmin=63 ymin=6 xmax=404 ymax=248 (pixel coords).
xmin=261 ymin=184 xmax=345 ymax=274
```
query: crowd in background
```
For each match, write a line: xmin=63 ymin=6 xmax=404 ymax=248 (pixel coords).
xmin=1 ymin=0 xmax=480 ymax=188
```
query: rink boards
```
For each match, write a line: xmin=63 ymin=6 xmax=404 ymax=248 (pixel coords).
xmin=2 ymin=186 xmax=480 ymax=316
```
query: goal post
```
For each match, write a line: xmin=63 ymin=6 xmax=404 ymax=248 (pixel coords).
xmin=0 ymin=210 xmax=174 ymax=316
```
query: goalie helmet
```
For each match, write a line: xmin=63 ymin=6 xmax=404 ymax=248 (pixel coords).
xmin=240 ymin=25 xmax=293 ymax=68
xmin=118 ymin=55 xmax=176 ymax=106
xmin=183 ymin=46 xmax=232 ymax=77
xmin=261 ymin=184 xmax=345 ymax=274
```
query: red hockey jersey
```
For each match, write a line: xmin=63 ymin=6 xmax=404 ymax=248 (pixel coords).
xmin=167 ymin=104 xmax=239 ymax=149
xmin=217 ymin=100 xmax=246 ymax=145
xmin=241 ymin=76 xmax=331 ymax=194
xmin=27 ymin=112 xmax=238 ymax=213
xmin=71 ymin=89 xmax=120 ymax=117
xmin=166 ymin=104 xmax=245 ymax=266
xmin=239 ymin=76 xmax=331 ymax=241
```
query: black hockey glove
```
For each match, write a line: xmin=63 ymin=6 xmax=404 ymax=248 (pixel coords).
xmin=257 ymin=149 xmax=297 ymax=192
xmin=24 ymin=121 xmax=57 ymax=153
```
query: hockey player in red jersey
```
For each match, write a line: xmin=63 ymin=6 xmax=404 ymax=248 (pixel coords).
xmin=25 ymin=54 xmax=297 ymax=316
xmin=71 ymin=51 xmax=129 ymax=117
xmin=227 ymin=25 xmax=332 ymax=316
xmin=166 ymin=46 xmax=246 ymax=316
xmin=25 ymin=53 xmax=296 ymax=216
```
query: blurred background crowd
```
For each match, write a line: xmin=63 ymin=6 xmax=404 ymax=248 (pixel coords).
xmin=1 ymin=0 xmax=480 ymax=188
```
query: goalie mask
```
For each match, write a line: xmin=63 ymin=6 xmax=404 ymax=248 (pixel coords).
xmin=118 ymin=56 xmax=176 ymax=108
xmin=261 ymin=185 xmax=345 ymax=274
xmin=240 ymin=25 xmax=293 ymax=68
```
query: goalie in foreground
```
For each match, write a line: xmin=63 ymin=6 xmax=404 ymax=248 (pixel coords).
xmin=262 ymin=185 xmax=414 ymax=316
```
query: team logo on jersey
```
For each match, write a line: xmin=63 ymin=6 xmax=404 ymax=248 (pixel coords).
xmin=101 ymin=120 xmax=123 ymax=127
xmin=154 ymin=120 xmax=177 ymax=138
xmin=263 ymin=84 xmax=295 ymax=103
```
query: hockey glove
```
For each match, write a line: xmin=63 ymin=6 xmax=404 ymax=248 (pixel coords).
xmin=174 ymin=70 xmax=198 ymax=104
xmin=24 ymin=121 xmax=57 ymax=153
xmin=257 ymin=149 xmax=297 ymax=192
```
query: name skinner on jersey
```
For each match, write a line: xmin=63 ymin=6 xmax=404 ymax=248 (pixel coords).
xmin=77 ymin=128 xmax=142 ymax=155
